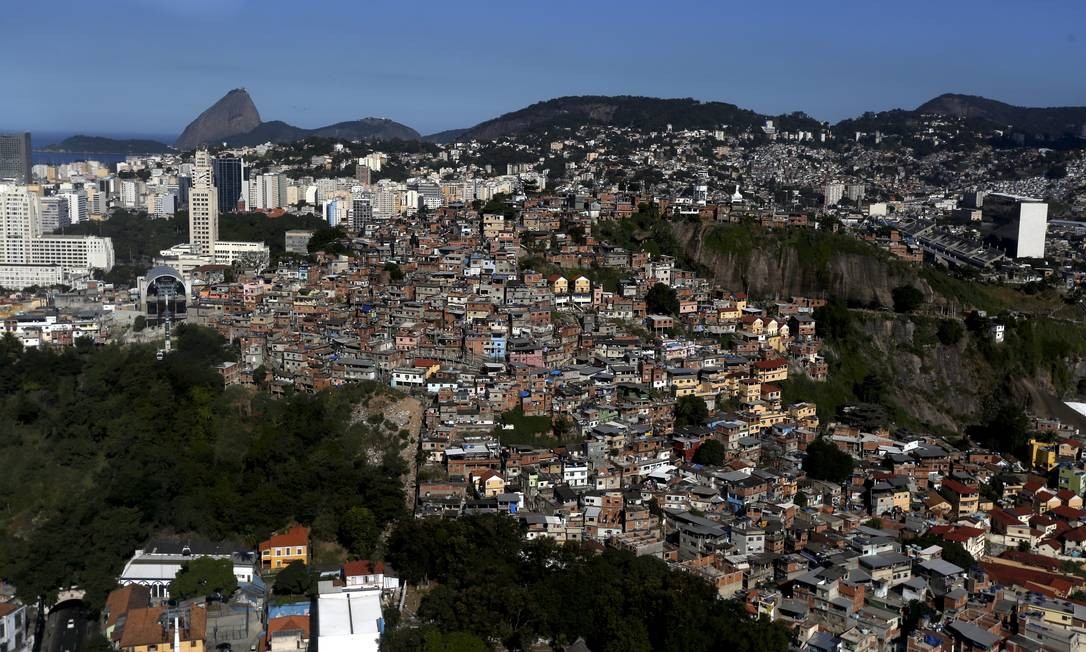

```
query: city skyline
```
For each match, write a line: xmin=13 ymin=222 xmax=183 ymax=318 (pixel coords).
xmin=4 ymin=0 xmax=1086 ymax=136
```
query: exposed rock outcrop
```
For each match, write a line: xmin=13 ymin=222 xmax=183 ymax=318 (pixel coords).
xmin=175 ymin=88 xmax=262 ymax=150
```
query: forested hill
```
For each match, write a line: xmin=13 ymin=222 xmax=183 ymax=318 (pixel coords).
xmin=440 ymin=95 xmax=822 ymax=142
xmin=42 ymin=135 xmax=172 ymax=154
xmin=0 ymin=326 xmax=408 ymax=608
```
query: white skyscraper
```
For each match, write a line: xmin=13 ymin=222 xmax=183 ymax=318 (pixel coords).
xmin=189 ymin=149 xmax=219 ymax=256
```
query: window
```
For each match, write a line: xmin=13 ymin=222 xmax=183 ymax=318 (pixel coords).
xmin=296 ymin=547 xmax=303 ymax=555
xmin=275 ymin=548 xmax=282 ymax=556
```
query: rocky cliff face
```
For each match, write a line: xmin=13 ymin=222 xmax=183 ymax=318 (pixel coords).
xmin=175 ymin=89 xmax=262 ymax=150
xmin=673 ymin=221 xmax=932 ymax=308
xmin=674 ymin=220 xmax=1086 ymax=432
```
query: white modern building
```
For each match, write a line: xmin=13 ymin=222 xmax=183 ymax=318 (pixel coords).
xmin=0 ymin=599 xmax=30 ymax=652
xmin=314 ymin=563 xmax=398 ymax=652
xmin=0 ymin=185 xmax=114 ymax=288
xmin=981 ymin=192 xmax=1048 ymax=259
xmin=118 ymin=538 xmax=256 ymax=599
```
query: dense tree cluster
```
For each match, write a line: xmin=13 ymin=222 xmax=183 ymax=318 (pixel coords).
xmin=385 ymin=515 xmax=791 ymax=652
xmin=692 ymin=439 xmax=726 ymax=466
xmin=169 ymin=557 xmax=238 ymax=601
xmin=891 ymin=285 xmax=925 ymax=313
xmin=645 ymin=283 xmax=679 ymax=316
xmin=673 ymin=395 xmax=709 ymax=427
xmin=803 ymin=437 xmax=855 ymax=483
xmin=0 ymin=327 xmax=406 ymax=609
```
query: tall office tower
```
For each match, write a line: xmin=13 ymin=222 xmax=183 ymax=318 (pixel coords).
xmin=189 ymin=149 xmax=219 ymax=257
xmin=213 ymin=156 xmax=244 ymax=212
xmin=981 ymin=193 xmax=1049 ymax=259
xmin=823 ymin=182 xmax=845 ymax=206
xmin=0 ymin=133 xmax=32 ymax=183
xmin=40 ymin=195 xmax=70 ymax=232
xmin=64 ymin=191 xmax=87 ymax=225
xmin=351 ymin=196 xmax=372 ymax=231
xmin=0 ymin=185 xmax=42 ymax=263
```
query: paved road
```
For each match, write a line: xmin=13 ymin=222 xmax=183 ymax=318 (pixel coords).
xmin=41 ymin=603 xmax=87 ymax=652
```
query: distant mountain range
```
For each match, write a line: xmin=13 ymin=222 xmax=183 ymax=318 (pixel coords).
xmin=174 ymin=89 xmax=419 ymax=149
xmin=38 ymin=91 xmax=1086 ymax=156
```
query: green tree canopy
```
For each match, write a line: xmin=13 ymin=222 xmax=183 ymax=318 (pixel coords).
xmin=813 ymin=297 xmax=852 ymax=340
xmin=913 ymin=533 xmax=975 ymax=570
xmin=385 ymin=515 xmax=791 ymax=652
xmin=936 ymin=319 xmax=964 ymax=345
xmin=339 ymin=506 xmax=380 ymax=559
xmin=645 ymin=283 xmax=679 ymax=315
xmin=273 ymin=560 xmax=316 ymax=596
xmin=892 ymin=284 xmax=924 ymax=313
xmin=169 ymin=557 xmax=238 ymax=601
xmin=803 ymin=438 xmax=855 ymax=483
xmin=692 ymin=439 xmax=726 ymax=466
xmin=674 ymin=395 xmax=709 ymax=427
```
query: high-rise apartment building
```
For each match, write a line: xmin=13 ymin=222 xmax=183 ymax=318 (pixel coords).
xmin=0 ymin=185 xmax=41 ymax=263
xmin=63 ymin=191 xmax=87 ymax=225
xmin=213 ymin=157 xmax=244 ymax=212
xmin=40 ymin=195 xmax=70 ymax=233
xmin=0 ymin=133 xmax=32 ymax=183
xmin=189 ymin=149 xmax=219 ymax=257
xmin=823 ymin=182 xmax=845 ymax=206
xmin=249 ymin=173 xmax=287 ymax=211
xmin=351 ymin=196 xmax=373 ymax=231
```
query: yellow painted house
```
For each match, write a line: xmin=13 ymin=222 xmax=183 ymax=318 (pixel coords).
xmin=259 ymin=525 xmax=310 ymax=571
xmin=1029 ymin=439 xmax=1058 ymax=472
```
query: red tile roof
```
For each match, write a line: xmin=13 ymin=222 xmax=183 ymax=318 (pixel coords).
xmin=342 ymin=560 xmax=385 ymax=577
xmin=259 ymin=525 xmax=309 ymax=551
xmin=941 ymin=478 xmax=978 ymax=495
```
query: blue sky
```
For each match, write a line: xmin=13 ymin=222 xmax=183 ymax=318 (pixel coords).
xmin=4 ymin=0 xmax=1085 ymax=138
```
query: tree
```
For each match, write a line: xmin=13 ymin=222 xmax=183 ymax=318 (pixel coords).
xmin=813 ymin=297 xmax=852 ymax=340
xmin=692 ymin=439 xmax=725 ymax=466
xmin=803 ymin=438 xmax=855 ymax=483
xmin=936 ymin=319 xmax=964 ymax=345
xmin=339 ymin=506 xmax=380 ymax=559
xmin=132 ymin=316 xmax=146 ymax=333
xmin=307 ymin=226 xmax=348 ymax=255
xmin=384 ymin=262 xmax=405 ymax=281
xmin=794 ymin=492 xmax=808 ymax=507
xmin=169 ymin=557 xmax=238 ymax=601
xmin=674 ymin=395 xmax=708 ymax=427
xmin=892 ymin=285 xmax=924 ymax=313
xmin=914 ymin=533 xmax=974 ymax=570
xmin=645 ymin=283 xmax=679 ymax=315
xmin=273 ymin=560 xmax=315 ymax=596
